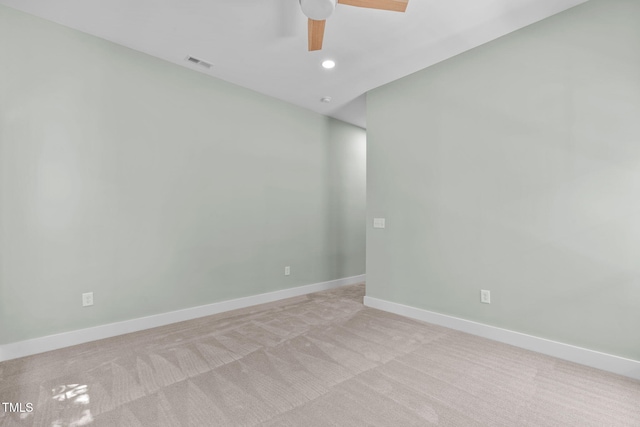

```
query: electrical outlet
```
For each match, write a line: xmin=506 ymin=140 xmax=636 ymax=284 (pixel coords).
xmin=480 ymin=290 xmax=491 ymax=304
xmin=82 ymin=292 xmax=94 ymax=307
xmin=284 ymin=266 xmax=290 ymax=276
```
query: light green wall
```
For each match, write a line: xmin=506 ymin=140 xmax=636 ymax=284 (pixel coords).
xmin=367 ymin=0 xmax=640 ymax=360
xmin=326 ymin=120 xmax=367 ymax=278
xmin=0 ymin=5 xmax=365 ymax=344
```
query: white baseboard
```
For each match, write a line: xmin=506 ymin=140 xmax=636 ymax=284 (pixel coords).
xmin=364 ymin=295 xmax=640 ymax=381
xmin=0 ymin=274 xmax=365 ymax=362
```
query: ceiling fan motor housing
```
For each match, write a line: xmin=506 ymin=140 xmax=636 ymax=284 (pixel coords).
xmin=300 ymin=0 xmax=337 ymax=20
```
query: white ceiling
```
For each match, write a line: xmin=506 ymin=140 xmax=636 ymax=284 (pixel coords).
xmin=1 ymin=0 xmax=587 ymax=128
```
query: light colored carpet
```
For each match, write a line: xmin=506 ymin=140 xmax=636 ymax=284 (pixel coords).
xmin=1 ymin=284 xmax=639 ymax=426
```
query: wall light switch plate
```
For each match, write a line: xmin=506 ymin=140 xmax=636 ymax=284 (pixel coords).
xmin=82 ymin=292 xmax=94 ymax=307
xmin=373 ymin=218 xmax=386 ymax=229
xmin=284 ymin=266 xmax=290 ymax=276
xmin=480 ymin=290 xmax=491 ymax=304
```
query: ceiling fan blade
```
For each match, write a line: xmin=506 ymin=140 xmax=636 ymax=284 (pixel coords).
xmin=337 ymin=0 xmax=408 ymax=12
xmin=308 ymin=19 xmax=326 ymax=51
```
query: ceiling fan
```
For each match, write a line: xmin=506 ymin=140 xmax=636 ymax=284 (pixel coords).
xmin=299 ymin=0 xmax=409 ymax=51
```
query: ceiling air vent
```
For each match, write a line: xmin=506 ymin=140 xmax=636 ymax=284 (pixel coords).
xmin=186 ymin=56 xmax=212 ymax=69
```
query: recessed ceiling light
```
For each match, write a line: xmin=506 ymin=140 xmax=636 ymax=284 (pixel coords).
xmin=321 ymin=97 xmax=332 ymax=103
xmin=322 ymin=60 xmax=336 ymax=69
